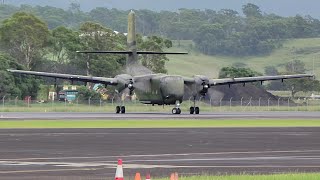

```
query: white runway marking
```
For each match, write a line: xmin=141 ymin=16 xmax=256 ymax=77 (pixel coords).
xmin=1 ymin=155 xmax=320 ymax=169
xmin=0 ymin=168 xmax=101 ymax=174
xmin=0 ymin=149 xmax=319 ymax=161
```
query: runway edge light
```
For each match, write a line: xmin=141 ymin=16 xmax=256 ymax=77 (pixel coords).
xmin=115 ymin=159 xmax=124 ymax=180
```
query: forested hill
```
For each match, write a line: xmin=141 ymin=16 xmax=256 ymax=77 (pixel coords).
xmin=5 ymin=0 xmax=320 ymax=18
xmin=1 ymin=3 xmax=320 ymax=57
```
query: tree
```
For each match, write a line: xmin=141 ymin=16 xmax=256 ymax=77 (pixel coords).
xmin=285 ymin=59 xmax=306 ymax=73
xmin=0 ymin=12 xmax=50 ymax=70
xmin=194 ymin=23 xmax=225 ymax=55
xmin=138 ymin=35 xmax=173 ymax=73
xmin=242 ymin=3 xmax=262 ymax=18
xmin=76 ymin=85 xmax=101 ymax=102
xmin=50 ymin=26 xmax=82 ymax=64
xmin=284 ymin=78 xmax=320 ymax=98
xmin=264 ymin=66 xmax=285 ymax=90
xmin=264 ymin=66 xmax=278 ymax=76
xmin=71 ymin=22 xmax=126 ymax=77
xmin=219 ymin=66 xmax=261 ymax=78
xmin=0 ymin=53 xmax=39 ymax=99
xmin=282 ymin=60 xmax=316 ymax=98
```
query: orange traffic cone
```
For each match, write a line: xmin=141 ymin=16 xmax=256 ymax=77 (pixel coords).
xmin=115 ymin=159 xmax=124 ymax=180
xmin=145 ymin=173 xmax=151 ymax=180
xmin=135 ymin=172 xmax=141 ymax=180
xmin=170 ymin=173 xmax=175 ymax=180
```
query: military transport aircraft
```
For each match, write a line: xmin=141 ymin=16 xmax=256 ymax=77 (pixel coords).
xmin=8 ymin=11 xmax=313 ymax=114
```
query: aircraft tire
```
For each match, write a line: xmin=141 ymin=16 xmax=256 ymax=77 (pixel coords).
xmin=172 ymin=108 xmax=177 ymax=114
xmin=172 ymin=108 xmax=181 ymax=114
xmin=195 ymin=107 xmax=200 ymax=114
xmin=121 ymin=106 xmax=126 ymax=114
xmin=190 ymin=107 xmax=195 ymax=114
xmin=116 ymin=106 xmax=121 ymax=114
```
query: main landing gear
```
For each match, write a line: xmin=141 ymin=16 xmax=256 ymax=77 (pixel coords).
xmin=189 ymin=96 xmax=200 ymax=114
xmin=189 ymin=106 xmax=200 ymax=114
xmin=116 ymin=106 xmax=126 ymax=114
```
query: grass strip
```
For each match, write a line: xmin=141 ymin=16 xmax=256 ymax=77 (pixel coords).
xmin=154 ymin=173 xmax=320 ymax=180
xmin=1 ymin=119 xmax=320 ymax=128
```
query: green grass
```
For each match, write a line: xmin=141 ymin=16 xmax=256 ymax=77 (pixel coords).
xmin=1 ymin=119 xmax=320 ymax=129
xmin=154 ymin=173 xmax=320 ymax=180
xmin=167 ymin=38 xmax=320 ymax=78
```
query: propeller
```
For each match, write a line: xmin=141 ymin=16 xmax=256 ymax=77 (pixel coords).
xmin=126 ymin=80 xmax=135 ymax=95
xmin=115 ymin=74 xmax=135 ymax=95
xmin=194 ymin=75 xmax=210 ymax=96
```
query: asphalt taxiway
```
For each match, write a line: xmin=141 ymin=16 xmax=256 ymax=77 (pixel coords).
xmin=0 ymin=128 xmax=320 ymax=179
xmin=1 ymin=111 xmax=320 ymax=120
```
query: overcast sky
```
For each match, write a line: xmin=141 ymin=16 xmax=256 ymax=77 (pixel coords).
xmin=7 ymin=0 xmax=320 ymax=18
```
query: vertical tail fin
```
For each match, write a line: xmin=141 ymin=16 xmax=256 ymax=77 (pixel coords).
xmin=127 ymin=10 xmax=137 ymax=65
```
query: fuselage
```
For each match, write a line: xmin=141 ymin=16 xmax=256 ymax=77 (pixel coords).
xmin=134 ymin=74 xmax=184 ymax=105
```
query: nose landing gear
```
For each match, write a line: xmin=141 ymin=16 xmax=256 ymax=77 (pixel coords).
xmin=172 ymin=107 xmax=181 ymax=114
xmin=172 ymin=100 xmax=182 ymax=114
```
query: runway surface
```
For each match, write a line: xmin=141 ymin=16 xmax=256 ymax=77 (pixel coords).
xmin=1 ymin=111 xmax=320 ymax=120
xmin=0 ymin=128 xmax=320 ymax=179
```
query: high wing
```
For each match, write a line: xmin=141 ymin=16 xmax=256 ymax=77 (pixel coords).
xmin=7 ymin=69 xmax=118 ymax=85
xmin=209 ymin=74 xmax=314 ymax=86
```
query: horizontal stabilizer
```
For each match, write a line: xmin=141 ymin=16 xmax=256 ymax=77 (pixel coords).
xmin=137 ymin=51 xmax=188 ymax=55
xmin=76 ymin=51 xmax=132 ymax=54
xmin=76 ymin=51 xmax=188 ymax=55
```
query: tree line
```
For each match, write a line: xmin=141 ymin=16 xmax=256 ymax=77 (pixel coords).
xmin=1 ymin=3 xmax=320 ymax=56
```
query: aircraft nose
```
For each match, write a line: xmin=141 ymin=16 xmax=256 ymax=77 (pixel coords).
xmin=161 ymin=76 xmax=184 ymax=103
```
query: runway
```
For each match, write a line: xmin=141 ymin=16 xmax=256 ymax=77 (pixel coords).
xmin=0 ymin=128 xmax=320 ymax=179
xmin=1 ymin=111 xmax=320 ymax=120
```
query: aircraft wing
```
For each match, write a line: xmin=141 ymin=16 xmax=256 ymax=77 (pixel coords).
xmin=209 ymin=74 xmax=314 ymax=86
xmin=7 ymin=69 xmax=118 ymax=85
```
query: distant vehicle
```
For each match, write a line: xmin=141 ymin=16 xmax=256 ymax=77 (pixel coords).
xmin=59 ymin=90 xmax=78 ymax=102
xmin=310 ymin=93 xmax=320 ymax=100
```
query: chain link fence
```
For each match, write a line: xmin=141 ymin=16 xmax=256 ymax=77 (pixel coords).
xmin=1 ymin=96 xmax=320 ymax=112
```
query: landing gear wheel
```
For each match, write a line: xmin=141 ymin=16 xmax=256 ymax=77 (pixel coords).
xmin=172 ymin=108 xmax=181 ymax=114
xmin=190 ymin=107 xmax=195 ymax=114
xmin=195 ymin=107 xmax=200 ymax=114
xmin=116 ymin=106 xmax=120 ymax=114
xmin=120 ymin=106 xmax=126 ymax=114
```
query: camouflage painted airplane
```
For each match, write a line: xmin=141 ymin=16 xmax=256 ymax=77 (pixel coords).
xmin=8 ymin=11 xmax=313 ymax=114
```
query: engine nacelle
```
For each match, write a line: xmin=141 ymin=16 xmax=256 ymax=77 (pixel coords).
xmin=114 ymin=74 xmax=134 ymax=94
xmin=194 ymin=75 xmax=210 ymax=96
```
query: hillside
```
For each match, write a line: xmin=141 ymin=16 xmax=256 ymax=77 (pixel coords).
xmin=166 ymin=38 xmax=320 ymax=78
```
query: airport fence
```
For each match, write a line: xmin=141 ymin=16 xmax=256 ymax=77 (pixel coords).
xmin=1 ymin=96 xmax=320 ymax=112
